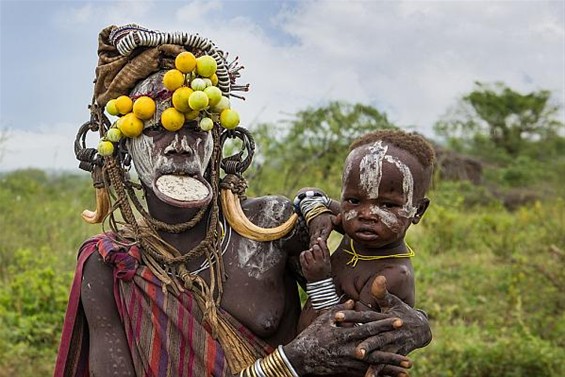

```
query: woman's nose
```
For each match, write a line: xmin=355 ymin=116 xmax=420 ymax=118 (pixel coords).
xmin=164 ymin=133 xmax=193 ymax=155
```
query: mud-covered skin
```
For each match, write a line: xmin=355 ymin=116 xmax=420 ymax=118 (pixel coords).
xmin=286 ymin=278 xmax=431 ymax=376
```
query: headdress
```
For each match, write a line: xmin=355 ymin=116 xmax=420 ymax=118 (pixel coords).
xmin=73 ymin=24 xmax=297 ymax=373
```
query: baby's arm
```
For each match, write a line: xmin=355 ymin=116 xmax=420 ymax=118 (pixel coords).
xmin=297 ymin=238 xmax=341 ymax=332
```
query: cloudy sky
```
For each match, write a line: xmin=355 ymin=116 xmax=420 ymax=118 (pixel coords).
xmin=1 ymin=0 xmax=563 ymax=171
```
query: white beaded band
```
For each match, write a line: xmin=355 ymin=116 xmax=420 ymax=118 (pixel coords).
xmin=306 ymin=277 xmax=341 ymax=310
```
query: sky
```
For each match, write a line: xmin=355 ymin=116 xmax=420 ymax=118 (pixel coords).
xmin=0 ymin=0 xmax=564 ymax=172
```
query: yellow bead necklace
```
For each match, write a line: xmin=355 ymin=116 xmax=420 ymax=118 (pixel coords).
xmin=344 ymin=238 xmax=415 ymax=267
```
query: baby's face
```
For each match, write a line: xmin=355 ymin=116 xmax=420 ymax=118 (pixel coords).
xmin=340 ymin=141 xmax=426 ymax=249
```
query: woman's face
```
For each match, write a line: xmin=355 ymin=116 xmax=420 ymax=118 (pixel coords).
xmin=126 ymin=72 xmax=215 ymax=208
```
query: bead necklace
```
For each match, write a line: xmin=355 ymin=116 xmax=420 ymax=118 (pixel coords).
xmin=344 ymin=238 xmax=415 ymax=267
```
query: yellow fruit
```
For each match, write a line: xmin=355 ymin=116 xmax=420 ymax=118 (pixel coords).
xmin=220 ymin=109 xmax=240 ymax=129
xmin=132 ymin=96 xmax=156 ymax=120
xmin=106 ymin=128 xmax=122 ymax=142
xmin=115 ymin=95 xmax=133 ymax=115
xmin=188 ymin=91 xmax=209 ymax=111
xmin=184 ymin=110 xmax=200 ymax=121
xmin=196 ymin=55 xmax=217 ymax=77
xmin=172 ymin=87 xmax=193 ymax=112
xmin=118 ymin=113 xmax=144 ymax=137
xmin=163 ymin=69 xmax=186 ymax=91
xmin=105 ymin=99 xmax=119 ymax=116
xmin=210 ymin=74 xmax=219 ymax=86
xmin=161 ymin=108 xmax=185 ymax=131
xmin=98 ymin=140 xmax=114 ymax=156
xmin=175 ymin=51 xmax=197 ymax=73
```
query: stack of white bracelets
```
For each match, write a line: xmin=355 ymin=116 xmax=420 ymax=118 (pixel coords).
xmin=306 ymin=277 xmax=341 ymax=310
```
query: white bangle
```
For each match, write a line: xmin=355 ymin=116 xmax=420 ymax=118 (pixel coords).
xmin=278 ymin=345 xmax=299 ymax=377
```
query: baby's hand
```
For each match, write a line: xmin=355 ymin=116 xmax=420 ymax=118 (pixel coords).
xmin=300 ymin=237 xmax=332 ymax=282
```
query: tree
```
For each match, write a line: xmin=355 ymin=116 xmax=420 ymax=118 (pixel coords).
xmin=435 ymin=82 xmax=564 ymax=158
xmin=246 ymin=101 xmax=396 ymax=198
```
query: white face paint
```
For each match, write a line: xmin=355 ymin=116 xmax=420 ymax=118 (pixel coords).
xmin=128 ymin=132 xmax=214 ymax=189
xmin=370 ymin=205 xmax=402 ymax=232
xmin=128 ymin=134 xmax=156 ymax=187
xmin=383 ymin=154 xmax=418 ymax=218
xmin=343 ymin=140 xmax=418 ymax=224
xmin=344 ymin=209 xmax=358 ymax=221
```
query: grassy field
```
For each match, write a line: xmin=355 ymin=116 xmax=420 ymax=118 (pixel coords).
xmin=0 ymin=169 xmax=564 ymax=376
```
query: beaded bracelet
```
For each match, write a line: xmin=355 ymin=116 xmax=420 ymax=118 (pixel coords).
xmin=293 ymin=191 xmax=332 ymax=226
xmin=239 ymin=346 xmax=299 ymax=377
xmin=306 ymin=277 xmax=341 ymax=310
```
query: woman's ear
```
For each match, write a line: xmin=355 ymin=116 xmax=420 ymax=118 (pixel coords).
xmin=412 ymin=198 xmax=430 ymax=224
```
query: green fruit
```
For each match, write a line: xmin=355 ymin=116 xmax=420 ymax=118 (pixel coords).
xmin=210 ymin=96 xmax=230 ymax=113
xmin=199 ymin=117 xmax=214 ymax=131
xmin=188 ymin=91 xmax=209 ymax=111
xmin=106 ymin=99 xmax=119 ymax=116
xmin=190 ymin=78 xmax=207 ymax=91
xmin=106 ymin=128 xmax=122 ymax=142
xmin=196 ymin=55 xmax=217 ymax=77
xmin=204 ymin=86 xmax=223 ymax=107
xmin=98 ymin=140 xmax=114 ymax=156
xmin=220 ymin=109 xmax=240 ymax=129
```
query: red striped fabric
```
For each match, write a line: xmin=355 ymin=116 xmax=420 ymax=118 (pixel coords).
xmin=54 ymin=233 xmax=273 ymax=377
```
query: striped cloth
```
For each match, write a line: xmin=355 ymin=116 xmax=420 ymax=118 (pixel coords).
xmin=54 ymin=233 xmax=273 ymax=377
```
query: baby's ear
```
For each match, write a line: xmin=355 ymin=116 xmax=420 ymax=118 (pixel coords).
xmin=412 ymin=198 xmax=430 ymax=224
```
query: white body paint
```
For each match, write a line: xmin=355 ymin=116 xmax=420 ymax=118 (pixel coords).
xmin=237 ymin=240 xmax=282 ymax=280
xmin=237 ymin=197 xmax=288 ymax=279
xmin=344 ymin=140 xmax=418 ymax=229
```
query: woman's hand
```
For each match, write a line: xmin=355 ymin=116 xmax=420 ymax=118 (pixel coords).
xmin=352 ymin=276 xmax=432 ymax=357
xmin=284 ymin=300 xmax=411 ymax=376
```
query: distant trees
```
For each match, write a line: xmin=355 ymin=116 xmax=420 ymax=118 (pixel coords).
xmin=435 ymin=82 xmax=564 ymax=159
xmin=247 ymin=101 xmax=396 ymax=197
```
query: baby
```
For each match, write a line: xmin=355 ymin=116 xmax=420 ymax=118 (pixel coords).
xmin=298 ymin=129 xmax=435 ymax=332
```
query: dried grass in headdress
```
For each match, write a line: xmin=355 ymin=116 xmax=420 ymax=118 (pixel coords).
xmin=94 ymin=26 xmax=184 ymax=106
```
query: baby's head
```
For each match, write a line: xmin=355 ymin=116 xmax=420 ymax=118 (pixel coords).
xmin=340 ymin=129 xmax=435 ymax=248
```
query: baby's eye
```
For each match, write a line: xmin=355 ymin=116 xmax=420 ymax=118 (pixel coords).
xmin=345 ymin=198 xmax=360 ymax=205
xmin=380 ymin=202 xmax=399 ymax=209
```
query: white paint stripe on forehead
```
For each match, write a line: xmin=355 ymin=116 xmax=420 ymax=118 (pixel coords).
xmin=359 ymin=141 xmax=388 ymax=199
xmin=384 ymin=154 xmax=417 ymax=218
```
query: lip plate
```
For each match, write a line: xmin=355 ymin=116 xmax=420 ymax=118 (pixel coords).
xmin=152 ymin=174 xmax=213 ymax=208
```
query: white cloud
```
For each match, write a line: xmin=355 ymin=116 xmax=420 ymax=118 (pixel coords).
xmin=1 ymin=123 xmax=84 ymax=171
xmin=1 ymin=0 xmax=563 ymax=171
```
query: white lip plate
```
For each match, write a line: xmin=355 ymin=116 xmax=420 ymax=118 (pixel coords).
xmin=155 ymin=175 xmax=209 ymax=202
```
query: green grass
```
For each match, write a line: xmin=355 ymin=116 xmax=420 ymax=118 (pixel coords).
xmin=0 ymin=170 xmax=564 ymax=376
